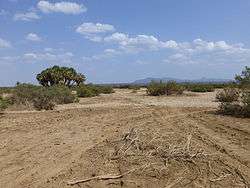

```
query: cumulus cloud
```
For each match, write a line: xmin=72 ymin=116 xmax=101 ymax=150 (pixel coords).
xmin=83 ymin=29 xmax=250 ymax=65
xmin=76 ymin=22 xmax=115 ymax=35
xmin=13 ymin=11 xmax=40 ymax=21
xmin=76 ymin=22 xmax=115 ymax=42
xmin=103 ymin=33 xmax=250 ymax=64
xmin=103 ymin=32 xmax=178 ymax=53
xmin=37 ymin=1 xmax=87 ymax=14
xmin=0 ymin=38 xmax=11 ymax=48
xmin=26 ymin=33 xmax=42 ymax=42
xmin=164 ymin=38 xmax=250 ymax=65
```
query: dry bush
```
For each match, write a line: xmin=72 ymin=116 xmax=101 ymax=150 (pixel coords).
xmin=216 ymin=88 xmax=240 ymax=103
xmin=217 ymin=88 xmax=250 ymax=118
xmin=218 ymin=103 xmax=243 ymax=116
xmin=78 ymin=128 xmax=248 ymax=187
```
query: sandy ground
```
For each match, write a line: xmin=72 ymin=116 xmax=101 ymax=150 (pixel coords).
xmin=0 ymin=89 xmax=249 ymax=188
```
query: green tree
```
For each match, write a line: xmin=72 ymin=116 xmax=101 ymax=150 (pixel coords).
xmin=235 ymin=66 xmax=250 ymax=88
xmin=36 ymin=66 xmax=86 ymax=87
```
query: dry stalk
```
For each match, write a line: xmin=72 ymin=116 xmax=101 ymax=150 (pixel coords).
xmin=67 ymin=164 xmax=149 ymax=186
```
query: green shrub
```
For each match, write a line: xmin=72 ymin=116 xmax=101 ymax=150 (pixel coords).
xmin=10 ymin=84 xmax=77 ymax=110
xmin=242 ymin=90 xmax=250 ymax=117
xmin=147 ymin=81 xmax=184 ymax=96
xmin=96 ymin=85 xmax=114 ymax=94
xmin=77 ymin=86 xmax=98 ymax=97
xmin=128 ymin=85 xmax=141 ymax=91
xmin=11 ymin=84 xmax=41 ymax=104
xmin=216 ymin=88 xmax=240 ymax=103
xmin=32 ymin=90 xmax=55 ymax=110
xmin=190 ymin=85 xmax=215 ymax=92
xmin=0 ymin=96 xmax=9 ymax=111
xmin=76 ymin=85 xmax=114 ymax=98
xmin=47 ymin=86 xmax=77 ymax=104
xmin=235 ymin=66 xmax=250 ymax=88
xmin=0 ymin=87 xmax=13 ymax=95
xmin=217 ymin=67 xmax=250 ymax=118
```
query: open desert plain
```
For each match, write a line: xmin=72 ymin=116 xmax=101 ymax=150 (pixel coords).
xmin=0 ymin=89 xmax=249 ymax=188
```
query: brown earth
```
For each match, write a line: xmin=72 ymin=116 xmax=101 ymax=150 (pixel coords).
xmin=0 ymin=89 xmax=249 ymax=188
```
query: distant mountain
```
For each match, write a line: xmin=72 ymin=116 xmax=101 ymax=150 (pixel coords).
xmin=132 ymin=77 xmax=233 ymax=85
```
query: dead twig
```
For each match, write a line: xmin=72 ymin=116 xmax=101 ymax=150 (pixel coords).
xmin=67 ymin=174 xmax=123 ymax=185
xmin=67 ymin=164 xmax=148 ymax=186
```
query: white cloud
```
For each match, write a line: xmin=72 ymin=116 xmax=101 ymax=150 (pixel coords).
xmin=164 ymin=39 xmax=250 ymax=65
xmin=0 ymin=38 xmax=11 ymax=48
xmin=85 ymin=35 xmax=103 ymax=42
xmin=76 ymin=22 xmax=115 ymax=35
xmin=13 ymin=11 xmax=40 ymax=21
xmin=37 ymin=1 xmax=87 ymax=14
xmin=103 ymin=32 xmax=177 ymax=53
xmin=26 ymin=33 xmax=42 ymax=42
xmin=104 ymin=32 xmax=128 ymax=43
xmin=103 ymin=34 xmax=250 ymax=64
xmin=83 ymin=28 xmax=250 ymax=65
xmin=76 ymin=22 xmax=115 ymax=42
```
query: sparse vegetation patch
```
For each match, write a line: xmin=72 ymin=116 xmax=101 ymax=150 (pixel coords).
xmin=147 ymin=81 xmax=184 ymax=96
xmin=217 ymin=67 xmax=250 ymax=118
xmin=9 ymin=84 xmax=77 ymax=110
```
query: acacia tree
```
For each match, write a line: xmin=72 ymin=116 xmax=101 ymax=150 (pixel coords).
xmin=235 ymin=66 xmax=250 ymax=88
xmin=36 ymin=66 xmax=86 ymax=87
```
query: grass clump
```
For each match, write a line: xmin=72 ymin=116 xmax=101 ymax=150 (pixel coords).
xmin=147 ymin=81 xmax=184 ymax=96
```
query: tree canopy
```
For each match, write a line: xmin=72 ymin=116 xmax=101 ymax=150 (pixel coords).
xmin=36 ymin=66 xmax=86 ymax=87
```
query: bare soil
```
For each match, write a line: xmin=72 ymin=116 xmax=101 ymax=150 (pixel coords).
xmin=0 ymin=89 xmax=249 ymax=188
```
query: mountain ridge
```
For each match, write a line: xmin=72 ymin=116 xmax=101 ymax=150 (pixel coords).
xmin=132 ymin=77 xmax=233 ymax=84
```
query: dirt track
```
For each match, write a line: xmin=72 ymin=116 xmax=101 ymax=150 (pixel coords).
xmin=0 ymin=89 xmax=249 ymax=188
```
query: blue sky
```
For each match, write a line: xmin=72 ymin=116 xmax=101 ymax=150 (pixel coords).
xmin=0 ymin=0 xmax=250 ymax=86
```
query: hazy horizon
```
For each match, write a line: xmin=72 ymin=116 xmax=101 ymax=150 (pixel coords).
xmin=1 ymin=0 xmax=250 ymax=86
